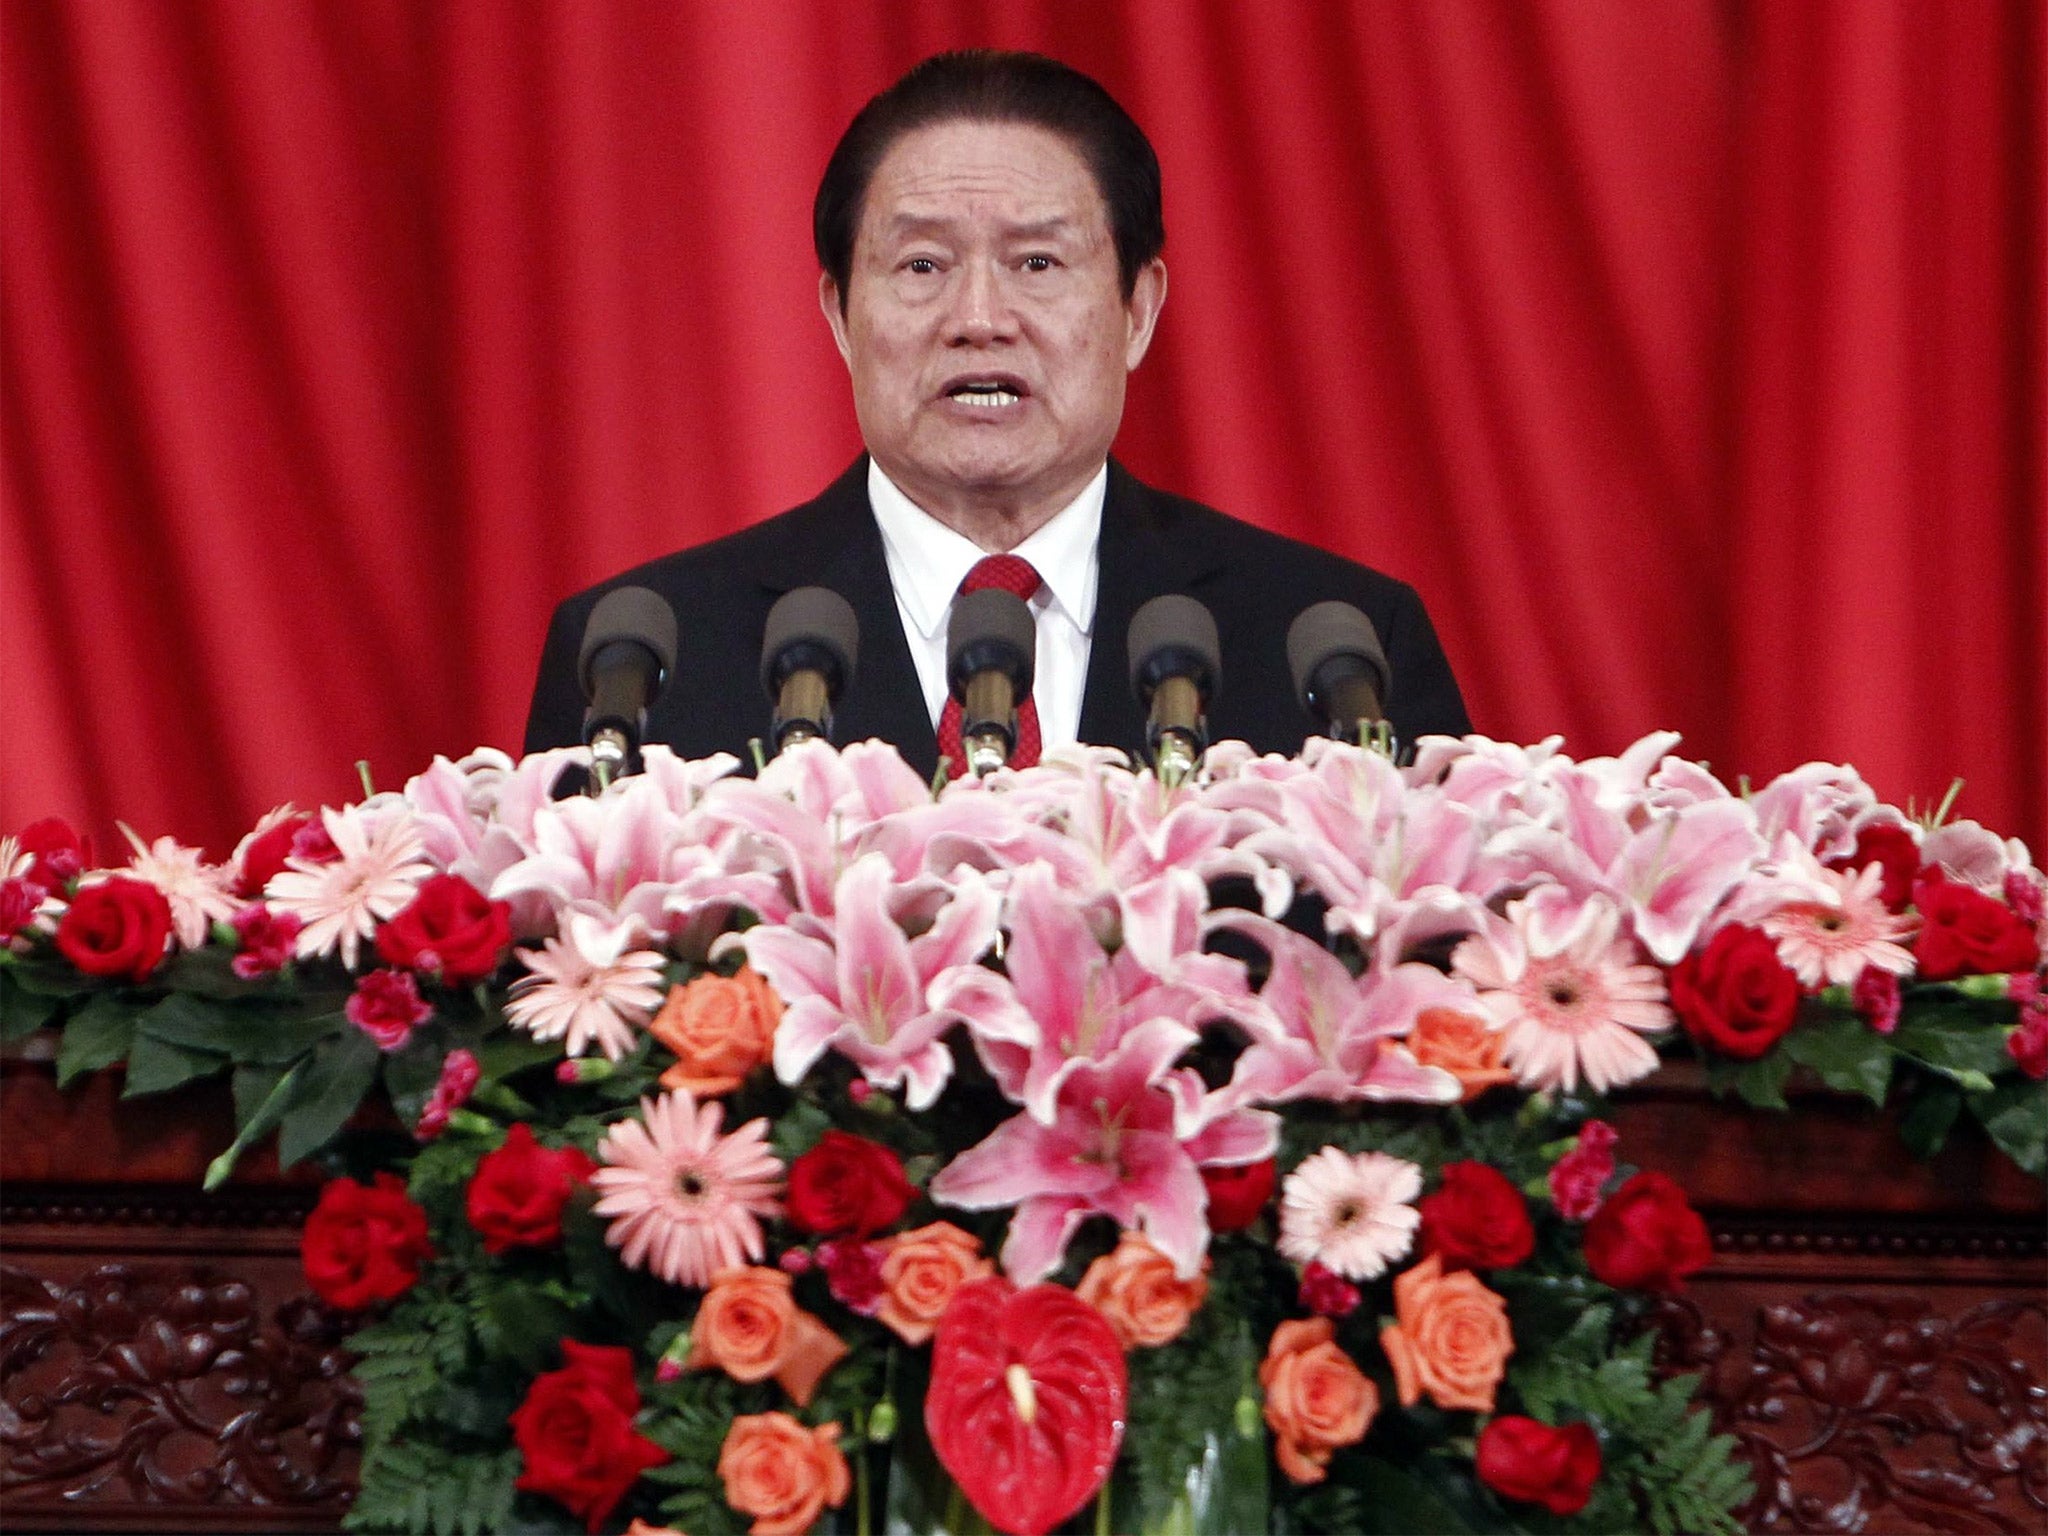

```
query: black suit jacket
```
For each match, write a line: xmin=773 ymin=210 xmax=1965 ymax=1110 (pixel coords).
xmin=524 ymin=458 xmax=1469 ymax=776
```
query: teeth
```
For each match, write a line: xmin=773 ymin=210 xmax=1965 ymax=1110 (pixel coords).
xmin=953 ymin=388 xmax=1019 ymax=407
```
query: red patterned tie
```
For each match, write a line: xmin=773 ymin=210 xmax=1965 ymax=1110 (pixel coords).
xmin=937 ymin=554 xmax=1043 ymax=776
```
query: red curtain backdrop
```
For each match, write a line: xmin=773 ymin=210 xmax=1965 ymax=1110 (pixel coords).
xmin=3 ymin=0 xmax=2041 ymax=860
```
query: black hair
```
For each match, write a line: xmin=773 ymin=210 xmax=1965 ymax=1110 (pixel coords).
xmin=814 ymin=50 xmax=1164 ymax=306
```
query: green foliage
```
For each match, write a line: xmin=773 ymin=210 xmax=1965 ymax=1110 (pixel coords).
xmin=1970 ymin=1077 xmax=2047 ymax=1175
xmin=1704 ymin=1050 xmax=1792 ymax=1110
xmin=1121 ymin=1296 xmax=1265 ymax=1534
xmin=1781 ymin=1015 xmax=1893 ymax=1106
xmin=0 ymin=969 xmax=60 ymax=1040
xmin=348 ymin=1288 xmax=475 ymax=1459
xmin=342 ymin=1440 xmax=520 ymax=1536
xmin=643 ymin=1373 xmax=749 ymax=1536
xmin=54 ymin=993 xmax=138 ymax=1085
xmin=1510 ymin=1319 xmax=1749 ymax=1536
xmin=277 ymin=1027 xmax=383 ymax=1168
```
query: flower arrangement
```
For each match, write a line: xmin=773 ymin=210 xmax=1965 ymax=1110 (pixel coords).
xmin=2 ymin=731 xmax=2042 ymax=1536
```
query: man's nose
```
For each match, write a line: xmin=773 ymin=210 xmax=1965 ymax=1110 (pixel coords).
xmin=945 ymin=259 xmax=1017 ymax=345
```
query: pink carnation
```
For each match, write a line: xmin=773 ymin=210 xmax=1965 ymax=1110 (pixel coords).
xmin=1297 ymin=1261 xmax=1362 ymax=1318
xmin=416 ymin=1048 xmax=481 ymax=1139
xmin=346 ymin=967 xmax=432 ymax=1050
xmin=817 ymin=1238 xmax=887 ymax=1315
xmin=1852 ymin=967 xmax=1902 ymax=1035
xmin=230 ymin=905 xmax=302 ymax=978
xmin=1549 ymin=1120 xmax=1618 ymax=1220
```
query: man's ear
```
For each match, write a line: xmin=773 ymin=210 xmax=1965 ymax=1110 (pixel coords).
xmin=819 ymin=271 xmax=853 ymax=366
xmin=1123 ymin=258 xmax=1168 ymax=371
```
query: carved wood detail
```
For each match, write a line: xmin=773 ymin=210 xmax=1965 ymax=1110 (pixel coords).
xmin=0 ymin=1255 xmax=360 ymax=1531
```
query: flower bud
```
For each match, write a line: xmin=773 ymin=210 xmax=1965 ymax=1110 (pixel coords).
xmin=867 ymin=1397 xmax=899 ymax=1443
xmin=556 ymin=1056 xmax=617 ymax=1085
xmin=1234 ymin=1393 xmax=1262 ymax=1439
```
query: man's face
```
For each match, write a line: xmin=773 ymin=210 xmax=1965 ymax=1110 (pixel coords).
xmin=821 ymin=120 xmax=1167 ymax=537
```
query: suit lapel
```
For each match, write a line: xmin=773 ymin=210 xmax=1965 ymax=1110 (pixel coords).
xmin=1078 ymin=461 xmax=1225 ymax=758
xmin=752 ymin=458 xmax=940 ymax=779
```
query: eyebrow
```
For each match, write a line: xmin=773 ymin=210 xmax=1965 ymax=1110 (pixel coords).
xmin=880 ymin=213 xmax=1079 ymax=241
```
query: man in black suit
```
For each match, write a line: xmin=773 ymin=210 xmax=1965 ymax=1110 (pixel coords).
xmin=526 ymin=51 xmax=1467 ymax=778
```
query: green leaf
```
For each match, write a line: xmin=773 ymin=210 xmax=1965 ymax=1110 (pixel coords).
xmin=1707 ymin=1050 xmax=1792 ymax=1110
xmin=1783 ymin=1015 xmax=1893 ymax=1105
xmin=55 ymin=993 xmax=139 ymax=1086
xmin=206 ymin=1061 xmax=308 ymax=1190
xmin=136 ymin=989 xmax=344 ymax=1065
xmin=276 ymin=1028 xmax=382 ymax=1168
xmin=1897 ymin=1084 xmax=1964 ymax=1161
xmin=121 ymin=1031 xmax=222 ymax=1097
xmin=4 ymin=956 xmax=115 ymax=998
xmin=1891 ymin=1015 xmax=2015 ymax=1084
xmin=0 ymin=973 xmax=60 ymax=1041
xmin=1969 ymin=1078 xmax=2048 ymax=1177
xmin=1347 ymin=1456 xmax=1476 ymax=1535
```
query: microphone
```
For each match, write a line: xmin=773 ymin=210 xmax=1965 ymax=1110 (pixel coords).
xmin=1287 ymin=600 xmax=1393 ymax=752
xmin=1127 ymin=594 xmax=1221 ymax=779
xmin=579 ymin=586 xmax=677 ymax=783
xmin=946 ymin=587 xmax=1035 ymax=776
xmin=760 ymin=587 xmax=860 ymax=751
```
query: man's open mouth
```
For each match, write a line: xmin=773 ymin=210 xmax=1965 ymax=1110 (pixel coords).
xmin=944 ymin=376 xmax=1027 ymax=408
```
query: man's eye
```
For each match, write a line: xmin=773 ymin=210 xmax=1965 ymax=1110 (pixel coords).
xmin=904 ymin=257 xmax=940 ymax=274
xmin=1021 ymin=255 xmax=1056 ymax=273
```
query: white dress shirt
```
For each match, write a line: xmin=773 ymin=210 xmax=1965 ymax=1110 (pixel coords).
xmin=866 ymin=460 xmax=1103 ymax=749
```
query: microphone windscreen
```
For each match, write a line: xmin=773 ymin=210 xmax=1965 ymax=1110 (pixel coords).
xmin=579 ymin=586 xmax=678 ymax=701
xmin=1287 ymin=600 xmax=1391 ymax=708
xmin=947 ymin=587 xmax=1036 ymax=696
xmin=1127 ymin=594 xmax=1222 ymax=702
xmin=760 ymin=586 xmax=860 ymax=699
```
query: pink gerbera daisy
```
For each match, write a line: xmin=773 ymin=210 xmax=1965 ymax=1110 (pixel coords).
xmin=1277 ymin=1146 xmax=1422 ymax=1280
xmin=120 ymin=823 xmax=239 ymax=951
xmin=590 ymin=1091 xmax=784 ymax=1287
xmin=267 ymin=805 xmax=432 ymax=969
xmin=505 ymin=913 xmax=666 ymax=1060
xmin=1453 ymin=891 xmax=1671 ymax=1094
xmin=1761 ymin=863 xmax=1918 ymax=989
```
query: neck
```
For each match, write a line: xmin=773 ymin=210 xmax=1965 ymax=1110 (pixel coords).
xmin=878 ymin=462 xmax=1104 ymax=553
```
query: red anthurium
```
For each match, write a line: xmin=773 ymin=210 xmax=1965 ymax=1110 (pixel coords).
xmin=925 ymin=1277 xmax=1127 ymax=1536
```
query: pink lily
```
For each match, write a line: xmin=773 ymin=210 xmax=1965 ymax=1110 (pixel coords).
xmin=929 ymin=862 xmax=1259 ymax=1124
xmin=1206 ymin=912 xmax=1462 ymax=1107
xmin=732 ymin=853 xmax=1000 ymax=1109
xmin=929 ymin=1019 xmax=1278 ymax=1281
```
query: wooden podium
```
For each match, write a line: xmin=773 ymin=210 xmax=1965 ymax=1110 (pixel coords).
xmin=2 ymin=1057 xmax=2041 ymax=1534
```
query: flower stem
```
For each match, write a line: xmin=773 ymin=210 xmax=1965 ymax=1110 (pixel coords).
xmin=854 ymin=1411 xmax=873 ymax=1536
xmin=1095 ymin=1480 xmax=1112 ymax=1536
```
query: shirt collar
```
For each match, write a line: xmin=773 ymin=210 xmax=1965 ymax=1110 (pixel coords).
xmin=866 ymin=460 xmax=1105 ymax=640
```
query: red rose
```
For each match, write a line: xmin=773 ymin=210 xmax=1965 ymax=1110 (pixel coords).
xmin=1670 ymin=924 xmax=1802 ymax=1059
xmin=1477 ymin=1416 xmax=1601 ymax=1515
xmin=1202 ymin=1157 xmax=1276 ymax=1231
xmin=232 ymin=812 xmax=316 ymax=898
xmin=374 ymin=872 xmax=512 ymax=985
xmin=16 ymin=816 xmax=90 ymax=893
xmin=54 ymin=877 xmax=172 ymax=981
xmin=1582 ymin=1171 xmax=1711 ymax=1292
xmin=1829 ymin=823 xmax=1920 ymax=912
xmin=466 ymin=1123 xmax=597 ymax=1255
xmin=1913 ymin=874 xmax=2040 ymax=981
xmin=511 ymin=1340 xmax=670 ymax=1533
xmin=786 ymin=1131 xmax=913 ymax=1236
xmin=301 ymin=1172 xmax=433 ymax=1309
xmin=1419 ymin=1161 xmax=1535 ymax=1271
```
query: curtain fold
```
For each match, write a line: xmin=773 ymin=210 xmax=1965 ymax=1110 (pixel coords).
xmin=2 ymin=0 xmax=2039 ymax=858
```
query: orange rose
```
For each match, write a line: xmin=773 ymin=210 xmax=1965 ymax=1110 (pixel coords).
xmin=1258 ymin=1317 xmax=1378 ymax=1484
xmin=876 ymin=1222 xmax=994 ymax=1346
xmin=650 ymin=967 xmax=781 ymax=1096
xmin=1378 ymin=1252 xmax=1514 ymax=1413
xmin=1076 ymin=1231 xmax=1209 ymax=1349
xmin=686 ymin=1267 xmax=848 ymax=1407
xmin=716 ymin=1412 xmax=850 ymax=1536
xmin=1408 ymin=1007 xmax=1515 ymax=1103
